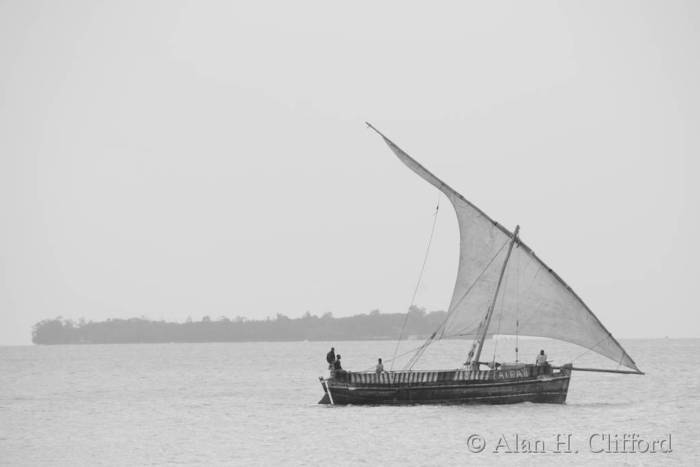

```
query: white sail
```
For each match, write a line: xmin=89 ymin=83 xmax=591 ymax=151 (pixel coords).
xmin=368 ymin=123 xmax=640 ymax=372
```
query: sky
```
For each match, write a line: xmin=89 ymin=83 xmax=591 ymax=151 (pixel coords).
xmin=1 ymin=1 xmax=698 ymax=345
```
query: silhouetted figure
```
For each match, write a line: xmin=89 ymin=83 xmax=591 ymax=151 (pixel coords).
xmin=375 ymin=358 xmax=384 ymax=374
xmin=326 ymin=347 xmax=335 ymax=370
xmin=334 ymin=354 xmax=343 ymax=371
xmin=536 ymin=349 xmax=547 ymax=366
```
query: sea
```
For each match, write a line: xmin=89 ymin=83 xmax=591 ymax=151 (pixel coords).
xmin=1 ymin=338 xmax=699 ymax=466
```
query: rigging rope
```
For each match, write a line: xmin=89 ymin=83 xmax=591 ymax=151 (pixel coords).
xmin=433 ymin=240 xmax=510 ymax=340
xmin=390 ymin=194 xmax=441 ymax=370
xmin=359 ymin=342 xmax=427 ymax=372
xmin=570 ymin=337 xmax=607 ymax=364
xmin=450 ymin=255 xmax=549 ymax=362
xmin=405 ymin=239 xmax=511 ymax=370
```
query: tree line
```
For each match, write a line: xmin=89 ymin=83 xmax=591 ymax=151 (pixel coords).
xmin=31 ymin=307 xmax=448 ymax=344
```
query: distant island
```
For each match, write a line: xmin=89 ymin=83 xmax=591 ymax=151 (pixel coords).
xmin=31 ymin=307 xmax=448 ymax=345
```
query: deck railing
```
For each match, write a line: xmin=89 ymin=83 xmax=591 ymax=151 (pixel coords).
xmin=329 ymin=366 xmax=551 ymax=385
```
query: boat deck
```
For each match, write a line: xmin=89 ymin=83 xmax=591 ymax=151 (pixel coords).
xmin=329 ymin=364 xmax=558 ymax=385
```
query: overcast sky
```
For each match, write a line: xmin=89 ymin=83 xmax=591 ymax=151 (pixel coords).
xmin=1 ymin=1 xmax=698 ymax=345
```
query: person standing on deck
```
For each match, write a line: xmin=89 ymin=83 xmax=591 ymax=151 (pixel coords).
xmin=536 ymin=350 xmax=547 ymax=366
xmin=375 ymin=358 xmax=384 ymax=374
xmin=326 ymin=347 xmax=335 ymax=370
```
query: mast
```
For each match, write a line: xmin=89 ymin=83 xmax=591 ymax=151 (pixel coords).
xmin=469 ymin=225 xmax=520 ymax=368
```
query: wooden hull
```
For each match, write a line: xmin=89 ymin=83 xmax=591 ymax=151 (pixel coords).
xmin=319 ymin=364 xmax=571 ymax=406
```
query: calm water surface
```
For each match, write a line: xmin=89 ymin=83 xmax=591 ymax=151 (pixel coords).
xmin=1 ymin=339 xmax=699 ymax=466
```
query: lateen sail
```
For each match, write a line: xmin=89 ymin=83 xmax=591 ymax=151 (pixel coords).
xmin=368 ymin=123 xmax=640 ymax=372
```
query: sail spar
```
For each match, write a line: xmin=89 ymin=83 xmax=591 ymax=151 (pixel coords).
xmin=367 ymin=123 xmax=640 ymax=372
